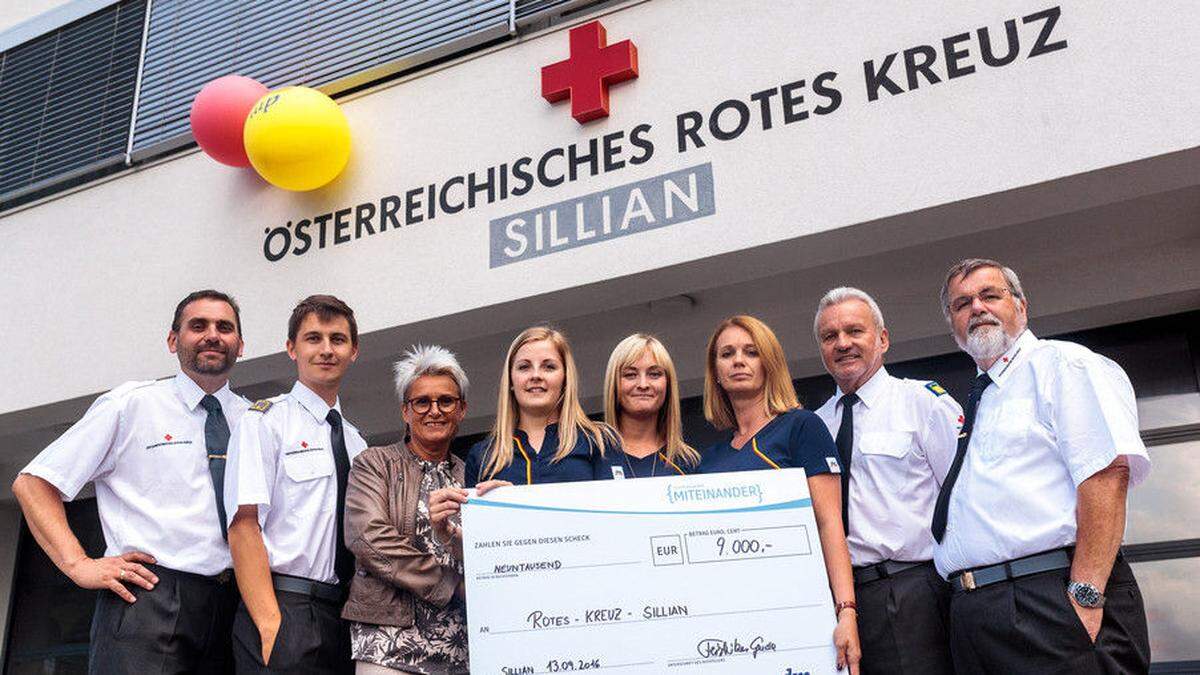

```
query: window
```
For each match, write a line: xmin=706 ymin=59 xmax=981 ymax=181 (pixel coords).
xmin=0 ymin=0 xmax=145 ymax=206
xmin=4 ymin=498 xmax=104 ymax=674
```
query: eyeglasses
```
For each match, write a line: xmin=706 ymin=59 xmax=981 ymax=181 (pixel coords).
xmin=947 ymin=286 xmax=1013 ymax=314
xmin=405 ymin=396 xmax=461 ymax=414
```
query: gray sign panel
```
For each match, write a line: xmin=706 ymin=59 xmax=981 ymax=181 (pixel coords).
xmin=489 ymin=163 xmax=716 ymax=268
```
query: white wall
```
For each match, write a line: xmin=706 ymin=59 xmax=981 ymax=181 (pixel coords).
xmin=3 ymin=0 xmax=1199 ymax=416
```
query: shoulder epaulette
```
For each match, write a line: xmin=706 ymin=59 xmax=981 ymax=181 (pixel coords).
xmin=249 ymin=399 xmax=274 ymax=413
xmin=925 ymin=381 xmax=948 ymax=397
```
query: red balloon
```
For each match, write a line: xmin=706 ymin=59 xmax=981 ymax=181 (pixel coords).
xmin=189 ymin=75 xmax=268 ymax=167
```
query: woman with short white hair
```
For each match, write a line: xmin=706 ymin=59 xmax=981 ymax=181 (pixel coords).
xmin=342 ymin=345 xmax=471 ymax=674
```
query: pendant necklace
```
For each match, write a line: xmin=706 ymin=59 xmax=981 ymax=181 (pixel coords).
xmin=623 ymin=449 xmax=658 ymax=478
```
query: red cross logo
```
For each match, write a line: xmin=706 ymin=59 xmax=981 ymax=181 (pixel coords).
xmin=541 ymin=21 xmax=639 ymax=124
xmin=164 ymin=434 xmax=172 ymax=441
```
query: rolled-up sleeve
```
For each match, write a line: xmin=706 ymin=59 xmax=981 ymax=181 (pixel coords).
xmin=22 ymin=393 xmax=123 ymax=500
xmin=1050 ymin=351 xmax=1150 ymax=488
xmin=921 ymin=393 xmax=963 ymax=485
xmin=224 ymin=410 xmax=277 ymax=525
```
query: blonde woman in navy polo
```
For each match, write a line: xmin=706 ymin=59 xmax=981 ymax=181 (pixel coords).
xmin=464 ymin=326 xmax=619 ymax=486
xmin=697 ymin=315 xmax=862 ymax=673
xmin=602 ymin=333 xmax=699 ymax=478
xmin=429 ymin=327 xmax=620 ymax=545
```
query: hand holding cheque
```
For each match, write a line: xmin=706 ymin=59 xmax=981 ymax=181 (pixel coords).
xmin=454 ymin=469 xmax=841 ymax=674
xmin=430 ymin=479 xmax=513 ymax=548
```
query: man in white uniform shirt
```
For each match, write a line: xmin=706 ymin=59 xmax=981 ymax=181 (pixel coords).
xmin=13 ymin=290 xmax=250 ymax=674
xmin=226 ymin=295 xmax=367 ymax=674
xmin=933 ymin=258 xmax=1151 ymax=673
xmin=812 ymin=287 xmax=961 ymax=675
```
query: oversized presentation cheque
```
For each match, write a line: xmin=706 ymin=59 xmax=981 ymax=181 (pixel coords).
xmin=462 ymin=468 xmax=838 ymax=674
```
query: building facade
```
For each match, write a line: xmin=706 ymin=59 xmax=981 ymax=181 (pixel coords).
xmin=1 ymin=1 xmax=1198 ymax=671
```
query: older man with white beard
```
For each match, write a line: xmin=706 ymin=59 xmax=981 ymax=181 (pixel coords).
xmin=932 ymin=258 xmax=1152 ymax=674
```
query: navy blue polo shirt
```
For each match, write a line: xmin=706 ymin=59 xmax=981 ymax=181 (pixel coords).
xmin=465 ymin=423 xmax=617 ymax=487
xmin=618 ymin=448 xmax=693 ymax=478
xmin=698 ymin=408 xmax=839 ymax=477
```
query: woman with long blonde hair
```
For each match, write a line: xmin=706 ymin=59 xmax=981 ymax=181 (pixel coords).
xmin=602 ymin=333 xmax=699 ymax=477
xmin=699 ymin=315 xmax=862 ymax=672
xmin=430 ymin=327 xmax=619 ymax=546
xmin=465 ymin=326 xmax=618 ymax=486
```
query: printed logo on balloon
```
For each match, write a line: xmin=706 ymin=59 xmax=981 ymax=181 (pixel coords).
xmin=190 ymin=77 xmax=351 ymax=191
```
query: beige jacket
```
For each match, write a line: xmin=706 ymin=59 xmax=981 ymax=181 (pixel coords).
xmin=341 ymin=442 xmax=464 ymax=627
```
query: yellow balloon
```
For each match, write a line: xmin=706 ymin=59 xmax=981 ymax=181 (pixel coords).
xmin=243 ymin=86 xmax=351 ymax=191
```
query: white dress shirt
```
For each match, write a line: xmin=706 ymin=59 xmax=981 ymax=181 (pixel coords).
xmin=225 ymin=380 xmax=367 ymax=584
xmin=816 ymin=366 xmax=963 ymax=567
xmin=934 ymin=330 xmax=1152 ymax=578
xmin=21 ymin=372 xmax=249 ymax=576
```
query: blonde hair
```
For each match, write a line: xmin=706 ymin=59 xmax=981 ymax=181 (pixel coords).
xmin=603 ymin=334 xmax=700 ymax=469
xmin=703 ymin=315 xmax=800 ymax=430
xmin=483 ymin=326 xmax=616 ymax=479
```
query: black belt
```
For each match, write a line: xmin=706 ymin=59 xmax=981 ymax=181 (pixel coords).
xmin=147 ymin=563 xmax=234 ymax=585
xmin=853 ymin=560 xmax=926 ymax=585
xmin=949 ymin=548 xmax=1071 ymax=593
xmin=272 ymin=573 xmax=346 ymax=603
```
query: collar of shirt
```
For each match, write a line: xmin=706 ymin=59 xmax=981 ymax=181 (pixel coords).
xmin=514 ymin=423 xmax=561 ymax=443
xmin=980 ymin=329 xmax=1038 ymax=388
xmin=173 ymin=371 xmax=238 ymax=412
xmin=290 ymin=380 xmax=341 ymax=423
xmin=836 ymin=365 xmax=890 ymax=411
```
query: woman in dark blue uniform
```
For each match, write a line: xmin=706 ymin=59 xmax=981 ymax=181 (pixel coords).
xmin=429 ymin=327 xmax=619 ymax=542
xmin=698 ymin=315 xmax=862 ymax=672
xmin=602 ymin=333 xmax=699 ymax=478
xmin=463 ymin=325 xmax=618 ymax=486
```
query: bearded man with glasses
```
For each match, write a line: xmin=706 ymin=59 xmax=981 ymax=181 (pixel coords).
xmin=341 ymin=344 xmax=472 ymax=674
xmin=932 ymin=258 xmax=1151 ymax=673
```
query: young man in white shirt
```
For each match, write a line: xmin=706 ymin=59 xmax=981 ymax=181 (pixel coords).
xmin=812 ymin=287 xmax=960 ymax=675
xmin=226 ymin=294 xmax=367 ymax=674
xmin=934 ymin=258 xmax=1151 ymax=673
xmin=14 ymin=290 xmax=250 ymax=674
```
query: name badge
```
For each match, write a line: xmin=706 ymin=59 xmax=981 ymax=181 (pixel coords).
xmin=611 ymin=465 xmax=626 ymax=480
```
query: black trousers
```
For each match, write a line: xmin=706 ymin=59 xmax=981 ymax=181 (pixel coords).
xmin=949 ymin=556 xmax=1150 ymax=674
xmin=855 ymin=561 xmax=954 ymax=675
xmin=232 ymin=590 xmax=353 ymax=675
xmin=88 ymin=564 xmax=238 ymax=675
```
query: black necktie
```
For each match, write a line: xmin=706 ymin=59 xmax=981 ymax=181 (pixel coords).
xmin=835 ymin=391 xmax=864 ymax=533
xmin=931 ymin=373 xmax=993 ymax=543
xmin=199 ymin=395 xmax=230 ymax=540
xmin=326 ymin=409 xmax=355 ymax=586
xmin=834 ymin=393 xmax=859 ymax=537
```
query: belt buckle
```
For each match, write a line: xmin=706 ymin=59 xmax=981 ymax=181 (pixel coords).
xmin=961 ymin=570 xmax=977 ymax=591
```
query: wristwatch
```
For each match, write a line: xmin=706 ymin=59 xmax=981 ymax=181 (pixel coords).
xmin=1067 ymin=580 xmax=1106 ymax=608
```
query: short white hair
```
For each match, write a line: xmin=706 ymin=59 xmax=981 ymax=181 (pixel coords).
xmin=392 ymin=344 xmax=469 ymax=402
xmin=813 ymin=287 xmax=886 ymax=337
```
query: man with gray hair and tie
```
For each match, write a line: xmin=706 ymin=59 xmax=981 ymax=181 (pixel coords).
xmin=812 ymin=287 xmax=961 ymax=675
xmin=933 ymin=258 xmax=1151 ymax=672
